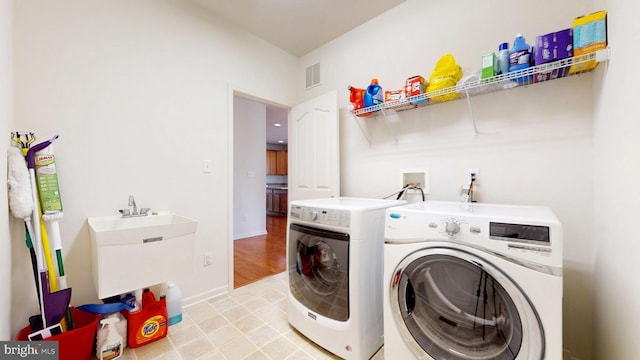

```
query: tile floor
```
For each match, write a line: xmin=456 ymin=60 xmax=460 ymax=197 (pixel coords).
xmin=119 ymin=272 xmax=385 ymax=360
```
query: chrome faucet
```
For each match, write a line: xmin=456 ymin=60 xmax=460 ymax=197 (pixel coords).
xmin=119 ymin=195 xmax=149 ymax=217
xmin=128 ymin=195 xmax=138 ymax=215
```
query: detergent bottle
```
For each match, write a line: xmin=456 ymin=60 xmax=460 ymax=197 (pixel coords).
xmin=96 ymin=316 xmax=123 ymax=360
xmin=363 ymin=78 xmax=384 ymax=108
xmin=124 ymin=289 xmax=168 ymax=348
xmin=166 ymin=282 xmax=183 ymax=326
xmin=509 ymin=33 xmax=532 ymax=83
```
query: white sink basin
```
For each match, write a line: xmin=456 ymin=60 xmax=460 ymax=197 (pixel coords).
xmin=88 ymin=211 xmax=197 ymax=299
xmin=88 ymin=211 xmax=197 ymax=246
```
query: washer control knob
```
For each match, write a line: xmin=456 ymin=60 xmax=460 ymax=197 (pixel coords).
xmin=445 ymin=221 xmax=460 ymax=235
xmin=310 ymin=210 xmax=318 ymax=221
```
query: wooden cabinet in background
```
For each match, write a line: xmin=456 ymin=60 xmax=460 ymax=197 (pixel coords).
xmin=273 ymin=189 xmax=288 ymax=214
xmin=266 ymin=150 xmax=287 ymax=175
xmin=266 ymin=150 xmax=277 ymax=175
xmin=266 ymin=188 xmax=288 ymax=215
xmin=275 ymin=150 xmax=287 ymax=175
xmin=266 ymin=189 xmax=274 ymax=212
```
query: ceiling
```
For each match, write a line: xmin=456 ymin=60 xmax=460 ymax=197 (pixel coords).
xmin=192 ymin=0 xmax=406 ymax=57
xmin=266 ymin=105 xmax=288 ymax=145
xmin=207 ymin=1 xmax=406 ymax=145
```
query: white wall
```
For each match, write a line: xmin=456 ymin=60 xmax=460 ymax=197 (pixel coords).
xmin=11 ymin=0 xmax=297 ymax=336
xmin=298 ymin=0 xmax=596 ymax=358
xmin=593 ymin=0 xmax=640 ymax=358
xmin=0 ymin=0 xmax=13 ymax=341
xmin=233 ymin=96 xmax=267 ymax=239
xmin=11 ymin=0 xmax=638 ymax=357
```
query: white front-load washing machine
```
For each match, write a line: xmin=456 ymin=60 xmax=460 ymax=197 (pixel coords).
xmin=287 ymin=197 xmax=406 ymax=360
xmin=383 ymin=201 xmax=563 ymax=360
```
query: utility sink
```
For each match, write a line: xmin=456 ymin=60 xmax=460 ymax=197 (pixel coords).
xmin=88 ymin=212 xmax=197 ymax=246
xmin=88 ymin=211 xmax=198 ymax=299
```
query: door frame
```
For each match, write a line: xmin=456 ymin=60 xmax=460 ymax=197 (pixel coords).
xmin=227 ymin=83 xmax=292 ymax=289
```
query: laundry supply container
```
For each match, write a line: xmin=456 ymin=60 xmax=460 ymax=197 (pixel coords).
xmin=16 ymin=308 xmax=99 ymax=360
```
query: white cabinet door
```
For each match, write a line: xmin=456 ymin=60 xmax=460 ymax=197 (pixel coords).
xmin=288 ymin=90 xmax=339 ymax=202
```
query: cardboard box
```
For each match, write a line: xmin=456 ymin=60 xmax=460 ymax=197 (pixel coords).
xmin=534 ymin=28 xmax=573 ymax=65
xmin=534 ymin=28 xmax=573 ymax=83
xmin=481 ymin=53 xmax=496 ymax=79
xmin=385 ymin=89 xmax=405 ymax=103
xmin=569 ymin=10 xmax=607 ymax=74
xmin=533 ymin=68 xmax=569 ymax=83
xmin=405 ymin=75 xmax=427 ymax=105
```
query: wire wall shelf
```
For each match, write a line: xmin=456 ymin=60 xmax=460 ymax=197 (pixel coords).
xmin=351 ymin=47 xmax=611 ymax=145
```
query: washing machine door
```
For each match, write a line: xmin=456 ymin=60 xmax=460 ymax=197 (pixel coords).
xmin=390 ymin=247 xmax=543 ymax=360
xmin=288 ymin=223 xmax=349 ymax=321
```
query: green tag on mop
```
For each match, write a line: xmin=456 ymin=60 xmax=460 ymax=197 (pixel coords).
xmin=35 ymin=153 xmax=63 ymax=213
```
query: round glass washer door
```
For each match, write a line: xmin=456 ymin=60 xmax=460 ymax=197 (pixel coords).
xmin=390 ymin=247 xmax=544 ymax=360
xmin=288 ymin=223 xmax=349 ymax=321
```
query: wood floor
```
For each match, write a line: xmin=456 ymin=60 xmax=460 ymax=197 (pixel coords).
xmin=234 ymin=215 xmax=288 ymax=288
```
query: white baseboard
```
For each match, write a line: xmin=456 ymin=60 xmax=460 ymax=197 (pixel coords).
xmin=233 ymin=230 xmax=267 ymax=240
xmin=182 ymin=284 xmax=229 ymax=308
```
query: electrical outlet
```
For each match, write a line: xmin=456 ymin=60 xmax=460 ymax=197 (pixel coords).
xmin=204 ymin=252 xmax=213 ymax=266
xmin=400 ymin=168 xmax=430 ymax=194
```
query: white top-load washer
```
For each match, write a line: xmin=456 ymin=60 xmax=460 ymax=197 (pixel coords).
xmin=287 ymin=197 xmax=406 ymax=360
xmin=383 ymin=201 xmax=563 ymax=360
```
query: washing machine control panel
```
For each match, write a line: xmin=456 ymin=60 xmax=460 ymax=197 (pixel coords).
xmin=387 ymin=212 xmax=554 ymax=252
xmin=444 ymin=220 xmax=460 ymax=235
xmin=388 ymin=213 xmax=484 ymax=241
xmin=438 ymin=217 xmax=476 ymax=240
xmin=289 ymin=205 xmax=351 ymax=228
xmin=385 ymin=201 xmax=561 ymax=266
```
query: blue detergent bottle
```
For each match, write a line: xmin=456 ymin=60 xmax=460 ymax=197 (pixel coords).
xmin=509 ymin=33 xmax=532 ymax=84
xmin=363 ymin=78 xmax=384 ymax=108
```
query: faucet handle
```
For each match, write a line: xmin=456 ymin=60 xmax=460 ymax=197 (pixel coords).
xmin=119 ymin=209 xmax=131 ymax=217
xmin=140 ymin=208 xmax=150 ymax=216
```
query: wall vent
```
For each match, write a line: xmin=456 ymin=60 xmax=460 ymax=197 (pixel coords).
xmin=305 ymin=62 xmax=320 ymax=89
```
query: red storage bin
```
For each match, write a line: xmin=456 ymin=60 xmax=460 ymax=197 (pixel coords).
xmin=16 ymin=308 xmax=98 ymax=360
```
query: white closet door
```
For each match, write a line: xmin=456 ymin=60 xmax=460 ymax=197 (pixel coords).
xmin=289 ymin=90 xmax=339 ymax=202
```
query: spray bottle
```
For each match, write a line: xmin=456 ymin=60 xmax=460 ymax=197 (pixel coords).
xmin=96 ymin=316 xmax=123 ymax=360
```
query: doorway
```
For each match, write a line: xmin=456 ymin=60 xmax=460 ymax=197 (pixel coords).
xmin=232 ymin=93 xmax=289 ymax=288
